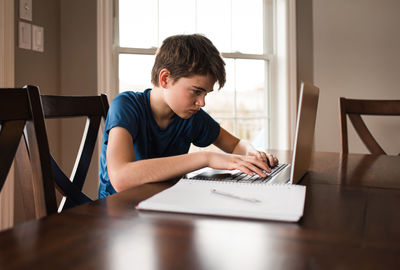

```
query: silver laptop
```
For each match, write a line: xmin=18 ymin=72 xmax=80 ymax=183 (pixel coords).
xmin=185 ymin=82 xmax=320 ymax=185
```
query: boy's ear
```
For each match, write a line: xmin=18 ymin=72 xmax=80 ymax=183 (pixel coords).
xmin=159 ymin=68 xmax=171 ymax=88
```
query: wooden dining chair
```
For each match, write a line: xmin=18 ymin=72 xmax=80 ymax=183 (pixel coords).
xmin=0 ymin=86 xmax=58 ymax=219
xmin=339 ymin=97 xmax=400 ymax=155
xmin=39 ymin=90 xmax=109 ymax=211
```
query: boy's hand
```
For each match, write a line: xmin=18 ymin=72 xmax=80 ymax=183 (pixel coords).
xmin=206 ymin=152 xmax=276 ymax=178
xmin=248 ymin=150 xmax=279 ymax=169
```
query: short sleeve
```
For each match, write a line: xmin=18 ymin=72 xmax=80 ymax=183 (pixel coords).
xmin=191 ymin=109 xmax=220 ymax=147
xmin=104 ymin=92 xmax=139 ymax=144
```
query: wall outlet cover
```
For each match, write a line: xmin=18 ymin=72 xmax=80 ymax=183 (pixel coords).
xmin=32 ymin=25 xmax=44 ymax=52
xmin=18 ymin=21 xmax=31 ymax=50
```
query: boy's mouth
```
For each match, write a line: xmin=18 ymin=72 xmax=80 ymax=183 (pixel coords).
xmin=189 ymin=109 xmax=199 ymax=114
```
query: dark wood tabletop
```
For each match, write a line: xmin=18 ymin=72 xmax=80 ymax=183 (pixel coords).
xmin=1 ymin=151 xmax=400 ymax=270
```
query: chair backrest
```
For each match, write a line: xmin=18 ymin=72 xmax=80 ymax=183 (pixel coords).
xmin=0 ymin=86 xmax=58 ymax=219
xmin=39 ymin=92 xmax=109 ymax=211
xmin=339 ymin=97 xmax=400 ymax=155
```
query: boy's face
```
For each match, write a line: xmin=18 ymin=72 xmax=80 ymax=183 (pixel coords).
xmin=164 ymin=73 xmax=215 ymax=119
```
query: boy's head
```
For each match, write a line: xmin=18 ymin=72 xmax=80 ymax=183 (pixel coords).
xmin=151 ymin=34 xmax=226 ymax=89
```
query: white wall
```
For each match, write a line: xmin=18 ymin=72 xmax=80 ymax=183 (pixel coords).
xmin=312 ymin=0 xmax=400 ymax=154
xmin=60 ymin=0 xmax=98 ymax=199
xmin=13 ymin=0 xmax=61 ymax=224
xmin=12 ymin=0 xmax=99 ymax=222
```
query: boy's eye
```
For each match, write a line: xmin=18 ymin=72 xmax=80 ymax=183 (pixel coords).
xmin=192 ymin=90 xmax=202 ymax=96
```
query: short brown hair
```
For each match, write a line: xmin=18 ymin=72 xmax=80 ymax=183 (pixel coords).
xmin=151 ymin=34 xmax=226 ymax=89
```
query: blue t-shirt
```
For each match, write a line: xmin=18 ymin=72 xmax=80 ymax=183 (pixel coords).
xmin=98 ymin=89 xmax=220 ymax=198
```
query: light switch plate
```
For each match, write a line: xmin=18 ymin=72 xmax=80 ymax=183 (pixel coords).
xmin=19 ymin=0 xmax=32 ymax=21
xmin=18 ymin=21 xmax=31 ymax=50
xmin=32 ymin=25 xmax=44 ymax=52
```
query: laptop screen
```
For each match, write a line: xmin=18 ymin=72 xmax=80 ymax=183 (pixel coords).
xmin=290 ymin=82 xmax=320 ymax=184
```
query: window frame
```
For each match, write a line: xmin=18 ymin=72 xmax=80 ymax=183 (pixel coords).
xmin=97 ymin=0 xmax=297 ymax=151
xmin=0 ymin=0 xmax=15 ymax=230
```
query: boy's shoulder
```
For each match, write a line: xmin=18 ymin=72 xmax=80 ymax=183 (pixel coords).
xmin=115 ymin=89 xmax=150 ymax=99
xmin=113 ymin=89 xmax=151 ymax=105
xmin=108 ymin=89 xmax=152 ymax=120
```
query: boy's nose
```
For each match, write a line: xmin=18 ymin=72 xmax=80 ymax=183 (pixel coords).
xmin=195 ymin=96 xmax=206 ymax=107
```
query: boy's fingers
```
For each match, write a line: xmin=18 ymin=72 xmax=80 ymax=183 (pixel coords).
xmin=258 ymin=151 xmax=269 ymax=163
xmin=236 ymin=165 xmax=255 ymax=176
xmin=253 ymin=156 xmax=272 ymax=172
xmin=244 ymin=158 xmax=269 ymax=176
xmin=234 ymin=157 xmax=266 ymax=177
xmin=255 ymin=151 xmax=278 ymax=168
xmin=266 ymin=154 xmax=278 ymax=167
xmin=246 ymin=163 xmax=267 ymax=177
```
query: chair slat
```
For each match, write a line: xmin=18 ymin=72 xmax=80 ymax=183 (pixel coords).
xmin=0 ymin=86 xmax=58 ymax=223
xmin=0 ymin=120 xmax=25 ymax=191
xmin=26 ymin=86 xmax=58 ymax=216
xmin=41 ymin=95 xmax=108 ymax=118
xmin=71 ymin=116 xmax=101 ymax=190
xmin=348 ymin=114 xmax=386 ymax=155
xmin=0 ymin=90 xmax=31 ymax=120
xmin=14 ymin=136 xmax=37 ymax=220
xmin=344 ymin=99 xmax=400 ymax=115
xmin=339 ymin=97 xmax=400 ymax=155
xmin=40 ymin=91 xmax=109 ymax=211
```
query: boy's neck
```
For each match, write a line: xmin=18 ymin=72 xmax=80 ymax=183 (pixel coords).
xmin=150 ymin=87 xmax=175 ymax=129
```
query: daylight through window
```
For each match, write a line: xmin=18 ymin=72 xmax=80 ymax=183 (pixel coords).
xmin=116 ymin=0 xmax=273 ymax=150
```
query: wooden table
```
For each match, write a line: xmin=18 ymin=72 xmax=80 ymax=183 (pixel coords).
xmin=1 ymin=151 xmax=400 ymax=269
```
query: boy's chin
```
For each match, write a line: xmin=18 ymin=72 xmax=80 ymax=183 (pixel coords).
xmin=177 ymin=112 xmax=195 ymax=119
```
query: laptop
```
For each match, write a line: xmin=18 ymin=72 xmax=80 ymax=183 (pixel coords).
xmin=184 ymin=81 xmax=320 ymax=185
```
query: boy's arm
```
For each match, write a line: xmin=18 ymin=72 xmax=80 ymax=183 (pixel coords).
xmin=107 ymin=127 xmax=273 ymax=192
xmin=107 ymin=127 xmax=206 ymax=192
xmin=213 ymin=127 xmax=278 ymax=168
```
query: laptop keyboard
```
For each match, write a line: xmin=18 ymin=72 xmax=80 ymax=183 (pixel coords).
xmin=186 ymin=163 xmax=289 ymax=183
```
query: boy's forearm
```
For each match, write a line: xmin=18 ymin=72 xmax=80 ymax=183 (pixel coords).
xmin=110 ymin=152 xmax=209 ymax=192
xmin=231 ymin=139 xmax=256 ymax=156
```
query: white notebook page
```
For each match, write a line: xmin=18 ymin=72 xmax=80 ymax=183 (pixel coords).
xmin=137 ymin=179 xmax=306 ymax=222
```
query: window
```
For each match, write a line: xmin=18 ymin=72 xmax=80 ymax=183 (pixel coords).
xmin=113 ymin=0 xmax=279 ymax=150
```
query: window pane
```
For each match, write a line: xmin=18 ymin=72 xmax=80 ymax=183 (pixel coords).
xmin=117 ymin=0 xmax=270 ymax=150
xmin=159 ymin=0 xmax=196 ymax=43
xmin=237 ymin=119 xmax=266 ymax=149
xmin=204 ymin=59 xmax=234 ymax=118
xmin=232 ymin=0 xmax=263 ymax=54
xmin=235 ymin=59 xmax=266 ymax=117
xmin=197 ymin=0 xmax=231 ymax=52
xmin=119 ymin=54 xmax=155 ymax=92
xmin=119 ymin=0 xmax=157 ymax=48
xmin=216 ymin=118 xmax=235 ymax=136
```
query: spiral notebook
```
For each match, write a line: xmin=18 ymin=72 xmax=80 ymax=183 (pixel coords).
xmin=137 ymin=179 xmax=306 ymax=222
xmin=137 ymin=82 xmax=318 ymax=222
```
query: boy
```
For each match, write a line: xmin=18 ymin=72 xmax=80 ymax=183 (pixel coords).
xmin=99 ymin=34 xmax=278 ymax=198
